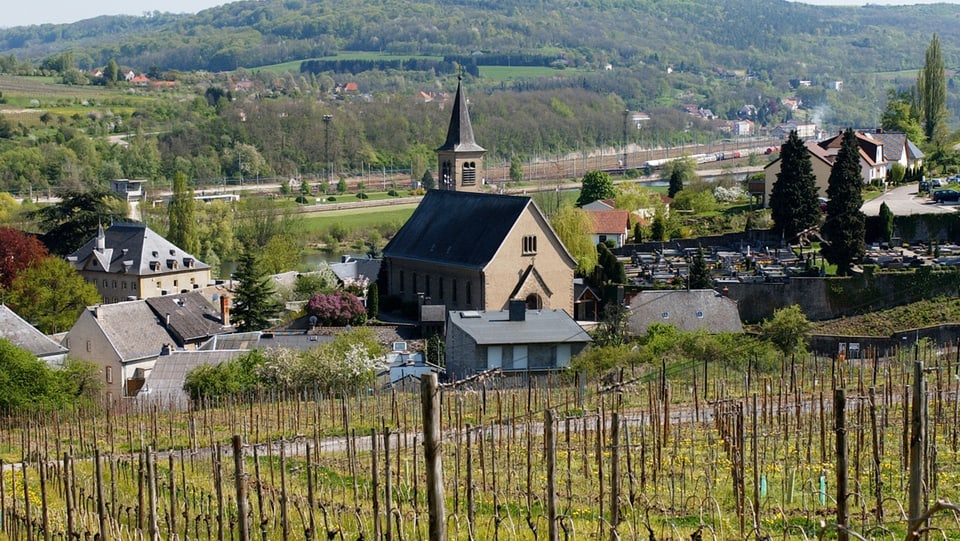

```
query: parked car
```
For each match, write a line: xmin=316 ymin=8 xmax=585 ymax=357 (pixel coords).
xmin=931 ymin=178 xmax=944 ymax=188
xmin=933 ymin=189 xmax=960 ymax=203
xmin=919 ymin=180 xmax=930 ymax=193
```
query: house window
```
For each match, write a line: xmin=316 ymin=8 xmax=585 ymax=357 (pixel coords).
xmin=425 ymin=275 xmax=431 ymax=297
xmin=132 ymin=282 xmax=138 ymax=290
xmin=399 ymin=271 xmax=405 ymax=293
xmin=522 ymin=235 xmax=538 ymax=255
xmin=156 ymin=281 xmax=162 ymax=289
xmin=599 ymin=235 xmax=608 ymax=243
xmin=105 ymin=366 xmax=113 ymax=384
xmin=103 ymin=279 xmax=108 ymax=287
xmin=122 ymin=282 xmax=126 ymax=290
xmin=86 ymin=340 xmax=91 ymax=352
xmin=466 ymin=281 xmax=472 ymax=305
xmin=438 ymin=278 xmax=444 ymax=300
xmin=452 ymin=279 xmax=458 ymax=303
xmin=112 ymin=280 xmax=117 ymax=288
xmin=173 ymin=279 xmax=179 ymax=287
xmin=412 ymin=273 xmax=418 ymax=293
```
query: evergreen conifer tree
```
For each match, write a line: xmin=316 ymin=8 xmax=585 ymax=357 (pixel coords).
xmin=821 ymin=129 xmax=865 ymax=276
xmin=769 ymin=131 xmax=820 ymax=241
xmin=688 ymin=246 xmax=713 ymax=289
xmin=231 ymin=247 xmax=280 ymax=331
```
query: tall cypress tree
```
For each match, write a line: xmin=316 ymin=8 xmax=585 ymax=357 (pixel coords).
xmin=769 ymin=131 xmax=820 ymax=241
xmin=231 ymin=247 xmax=280 ymax=331
xmin=916 ymin=34 xmax=947 ymax=143
xmin=688 ymin=246 xmax=713 ymax=289
xmin=821 ymin=129 xmax=865 ymax=276
xmin=168 ymin=171 xmax=200 ymax=255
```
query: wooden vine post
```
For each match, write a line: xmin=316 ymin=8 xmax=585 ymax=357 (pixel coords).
xmin=421 ymin=373 xmax=446 ymax=541
xmin=95 ymin=448 xmax=109 ymax=541
xmin=908 ymin=361 xmax=926 ymax=538
xmin=545 ymin=409 xmax=558 ymax=541
xmin=834 ymin=388 xmax=848 ymax=541
xmin=233 ymin=435 xmax=250 ymax=541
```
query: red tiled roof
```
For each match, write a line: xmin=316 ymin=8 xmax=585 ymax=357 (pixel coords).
xmin=587 ymin=209 xmax=630 ymax=234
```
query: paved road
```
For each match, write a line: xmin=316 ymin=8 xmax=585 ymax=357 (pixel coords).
xmin=861 ymin=184 xmax=958 ymax=217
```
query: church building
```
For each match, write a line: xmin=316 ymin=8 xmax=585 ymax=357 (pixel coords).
xmin=382 ymin=77 xmax=577 ymax=315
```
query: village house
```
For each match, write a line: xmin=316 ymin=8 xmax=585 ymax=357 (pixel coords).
xmin=0 ymin=304 xmax=69 ymax=366
xmin=759 ymin=130 xmax=921 ymax=208
xmin=585 ymin=209 xmax=631 ymax=248
xmin=67 ymin=223 xmax=211 ymax=303
xmin=444 ymin=301 xmax=591 ymax=380
xmin=626 ymin=289 xmax=744 ymax=335
xmin=62 ymin=290 xmax=232 ymax=399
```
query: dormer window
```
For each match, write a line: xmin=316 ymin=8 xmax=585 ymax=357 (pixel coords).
xmin=150 ymin=261 xmax=161 ymax=271
xmin=152 ymin=251 xmax=159 ymax=257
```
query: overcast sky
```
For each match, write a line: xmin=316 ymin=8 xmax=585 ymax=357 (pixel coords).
xmin=3 ymin=0 xmax=229 ymax=28
xmin=4 ymin=0 xmax=960 ymax=28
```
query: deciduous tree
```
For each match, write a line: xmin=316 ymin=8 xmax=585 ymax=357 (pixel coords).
xmin=821 ymin=128 xmax=865 ymax=276
xmin=760 ymin=305 xmax=812 ymax=357
xmin=5 ymin=257 xmax=101 ymax=334
xmin=576 ymin=170 xmax=615 ymax=207
xmin=0 ymin=227 xmax=48 ymax=290
xmin=549 ymin=205 xmax=597 ymax=275
xmin=770 ymin=131 xmax=820 ymax=241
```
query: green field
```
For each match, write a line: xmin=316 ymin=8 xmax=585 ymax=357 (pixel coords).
xmin=301 ymin=204 xmax=417 ymax=236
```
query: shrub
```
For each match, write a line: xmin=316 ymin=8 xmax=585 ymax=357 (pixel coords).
xmin=307 ymin=291 xmax=367 ymax=326
xmin=356 ymin=192 xmax=369 ymax=199
xmin=327 ymin=196 xmax=337 ymax=202
xmin=387 ymin=189 xmax=399 ymax=197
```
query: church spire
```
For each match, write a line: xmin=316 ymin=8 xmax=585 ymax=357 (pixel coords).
xmin=438 ymin=75 xmax=484 ymax=153
xmin=437 ymin=76 xmax=486 ymax=192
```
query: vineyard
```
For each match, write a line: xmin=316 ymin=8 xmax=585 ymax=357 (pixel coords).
xmin=1 ymin=346 xmax=960 ymax=541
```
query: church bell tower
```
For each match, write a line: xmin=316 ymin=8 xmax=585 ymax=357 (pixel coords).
xmin=436 ymin=76 xmax=485 ymax=192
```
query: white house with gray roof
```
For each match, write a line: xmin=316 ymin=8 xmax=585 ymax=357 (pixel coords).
xmin=67 ymin=222 xmax=211 ymax=303
xmin=0 ymin=304 xmax=69 ymax=366
xmin=445 ymin=301 xmax=591 ymax=380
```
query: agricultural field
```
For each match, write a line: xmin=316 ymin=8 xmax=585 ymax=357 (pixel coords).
xmin=0 ymin=347 xmax=958 ymax=541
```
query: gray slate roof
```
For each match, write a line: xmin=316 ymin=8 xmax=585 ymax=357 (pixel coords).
xmin=437 ymin=77 xmax=485 ymax=153
xmin=87 ymin=301 xmax=177 ymax=361
xmin=67 ymin=222 xmax=209 ymax=276
xmin=627 ymin=289 xmax=743 ymax=334
xmin=0 ymin=304 xmax=68 ymax=358
xmin=383 ymin=190 xmax=533 ymax=269
xmin=448 ymin=309 xmax=592 ymax=345
xmin=142 ymin=350 xmax=247 ymax=408
xmin=198 ymin=331 xmax=262 ymax=350
xmin=330 ymin=257 xmax=382 ymax=284
xmin=145 ymin=291 xmax=229 ymax=345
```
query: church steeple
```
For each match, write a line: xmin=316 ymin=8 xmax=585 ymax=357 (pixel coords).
xmin=437 ymin=76 xmax=485 ymax=192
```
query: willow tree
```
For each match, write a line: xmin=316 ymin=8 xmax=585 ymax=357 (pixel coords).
xmin=549 ymin=205 xmax=597 ymax=275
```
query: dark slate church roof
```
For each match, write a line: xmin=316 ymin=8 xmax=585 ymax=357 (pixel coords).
xmin=437 ymin=77 xmax=485 ymax=153
xmin=383 ymin=190 xmax=532 ymax=269
xmin=68 ymin=222 xmax=209 ymax=276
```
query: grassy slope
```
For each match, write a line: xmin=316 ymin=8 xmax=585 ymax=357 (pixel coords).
xmin=814 ymin=296 xmax=960 ymax=336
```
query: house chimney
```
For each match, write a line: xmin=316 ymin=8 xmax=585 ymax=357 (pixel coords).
xmin=220 ymin=295 xmax=231 ymax=326
xmin=165 ymin=313 xmax=171 ymax=327
xmin=94 ymin=305 xmax=104 ymax=320
xmin=95 ymin=223 xmax=106 ymax=252
xmin=508 ymin=299 xmax=526 ymax=322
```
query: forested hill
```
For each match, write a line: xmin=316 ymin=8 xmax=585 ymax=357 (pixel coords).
xmin=1 ymin=0 xmax=960 ymax=79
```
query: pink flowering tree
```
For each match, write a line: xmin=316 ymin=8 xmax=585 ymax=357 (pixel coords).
xmin=307 ymin=291 xmax=367 ymax=326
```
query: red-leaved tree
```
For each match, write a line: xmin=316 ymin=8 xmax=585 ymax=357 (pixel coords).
xmin=0 ymin=227 xmax=49 ymax=290
xmin=307 ymin=292 xmax=367 ymax=327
